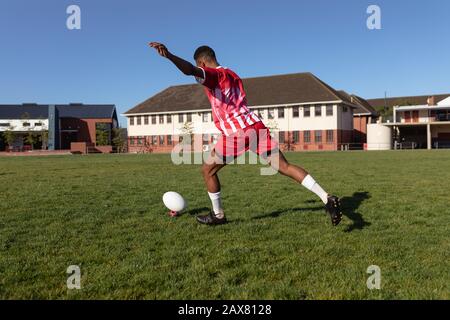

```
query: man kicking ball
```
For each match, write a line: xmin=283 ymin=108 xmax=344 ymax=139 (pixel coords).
xmin=150 ymin=42 xmax=343 ymax=226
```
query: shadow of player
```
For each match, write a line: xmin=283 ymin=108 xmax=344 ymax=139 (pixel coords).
xmin=340 ymin=192 xmax=371 ymax=232
xmin=251 ymin=206 xmax=324 ymax=220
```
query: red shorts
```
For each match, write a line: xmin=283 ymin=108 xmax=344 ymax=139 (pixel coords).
xmin=214 ymin=122 xmax=279 ymax=162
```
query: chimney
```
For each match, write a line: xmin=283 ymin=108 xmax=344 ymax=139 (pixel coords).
xmin=427 ymin=96 xmax=435 ymax=106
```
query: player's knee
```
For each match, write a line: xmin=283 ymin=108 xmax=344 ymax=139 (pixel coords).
xmin=201 ymin=164 xmax=215 ymax=178
xmin=278 ymin=159 xmax=290 ymax=174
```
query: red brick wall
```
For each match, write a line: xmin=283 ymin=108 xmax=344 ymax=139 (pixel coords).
xmin=353 ymin=116 xmax=368 ymax=143
xmin=60 ymin=118 xmax=113 ymax=146
xmin=128 ymin=130 xmax=354 ymax=153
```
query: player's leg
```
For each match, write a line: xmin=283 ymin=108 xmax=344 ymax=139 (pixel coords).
xmin=197 ymin=149 xmax=228 ymax=225
xmin=267 ymin=150 xmax=343 ymax=226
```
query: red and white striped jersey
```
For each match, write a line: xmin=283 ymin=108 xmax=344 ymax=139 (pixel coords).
xmin=196 ymin=66 xmax=261 ymax=136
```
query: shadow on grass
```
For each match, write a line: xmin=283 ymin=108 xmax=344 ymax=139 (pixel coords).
xmin=251 ymin=206 xmax=324 ymax=220
xmin=341 ymin=192 xmax=371 ymax=232
xmin=183 ymin=207 xmax=210 ymax=216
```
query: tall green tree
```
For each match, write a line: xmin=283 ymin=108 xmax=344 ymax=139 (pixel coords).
xmin=96 ymin=123 xmax=110 ymax=146
xmin=112 ymin=128 xmax=127 ymax=153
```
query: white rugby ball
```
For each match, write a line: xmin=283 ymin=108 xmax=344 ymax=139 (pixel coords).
xmin=162 ymin=192 xmax=187 ymax=212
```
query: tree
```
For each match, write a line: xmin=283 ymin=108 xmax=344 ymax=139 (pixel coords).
xmin=112 ymin=128 xmax=127 ymax=153
xmin=179 ymin=121 xmax=195 ymax=145
xmin=96 ymin=123 xmax=110 ymax=146
xmin=40 ymin=130 xmax=49 ymax=150
xmin=2 ymin=127 xmax=16 ymax=149
xmin=24 ymin=131 xmax=38 ymax=150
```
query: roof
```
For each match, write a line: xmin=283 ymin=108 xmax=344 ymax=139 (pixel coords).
xmin=395 ymin=104 xmax=450 ymax=111
xmin=351 ymin=94 xmax=378 ymax=116
xmin=125 ymin=72 xmax=356 ymax=115
xmin=367 ymin=94 xmax=450 ymax=109
xmin=56 ymin=104 xmax=117 ymax=119
xmin=0 ymin=104 xmax=117 ymax=120
xmin=0 ymin=104 xmax=49 ymax=119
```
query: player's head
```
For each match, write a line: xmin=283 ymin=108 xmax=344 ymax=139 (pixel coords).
xmin=194 ymin=46 xmax=218 ymax=68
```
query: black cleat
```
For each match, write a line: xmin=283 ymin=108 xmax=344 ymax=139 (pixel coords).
xmin=196 ymin=212 xmax=227 ymax=226
xmin=325 ymin=196 xmax=343 ymax=226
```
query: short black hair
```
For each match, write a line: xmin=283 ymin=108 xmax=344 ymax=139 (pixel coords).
xmin=194 ymin=46 xmax=217 ymax=62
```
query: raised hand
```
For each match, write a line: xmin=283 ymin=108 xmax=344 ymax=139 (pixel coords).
xmin=149 ymin=42 xmax=170 ymax=58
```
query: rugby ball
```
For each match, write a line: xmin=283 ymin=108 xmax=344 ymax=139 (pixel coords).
xmin=162 ymin=192 xmax=187 ymax=213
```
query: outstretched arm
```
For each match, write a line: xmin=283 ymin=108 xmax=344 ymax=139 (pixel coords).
xmin=149 ymin=42 xmax=204 ymax=79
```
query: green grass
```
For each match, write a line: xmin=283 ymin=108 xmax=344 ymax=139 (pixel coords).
xmin=0 ymin=151 xmax=449 ymax=300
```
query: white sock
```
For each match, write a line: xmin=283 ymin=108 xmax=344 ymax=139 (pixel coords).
xmin=301 ymin=175 xmax=329 ymax=204
xmin=208 ymin=191 xmax=224 ymax=218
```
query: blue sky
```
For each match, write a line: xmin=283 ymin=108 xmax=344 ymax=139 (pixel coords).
xmin=1 ymin=0 xmax=449 ymax=126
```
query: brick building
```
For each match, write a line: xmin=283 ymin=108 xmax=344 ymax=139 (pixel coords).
xmin=124 ymin=72 xmax=372 ymax=153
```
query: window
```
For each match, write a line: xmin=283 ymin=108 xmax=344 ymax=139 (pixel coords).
xmin=304 ymin=106 xmax=311 ymax=117
xmin=136 ymin=117 xmax=141 ymax=125
xmin=130 ymin=117 xmax=135 ymax=126
xmin=326 ymin=130 xmax=334 ymax=143
xmin=268 ymin=108 xmax=274 ymax=119
xmin=315 ymin=130 xmax=322 ymax=143
xmin=151 ymin=115 xmax=156 ymax=124
xmin=292 ymin=131 xmax=300 ymax=143
xmin=0 ymin=123 xmax=10 ymax=127
xmin=34 ymin=123 xmax=42 ymax=127
xmin=137 ymin=137 xmax=143 ymax=145
xmin=202 ymin=113 xmax=209 ymax=123
xmin=129 ymin=137 xmax=135 ymax=145
xmin=326 ymin=105 xmax=333 ymax=116
xmin=258 ymin=110 xmax=264 ymax=119
xmin=279 ymin=132 xmax=285 ymax=144
xmin=178 ymin=135 xmax=183 ymax=143
xmin=293 ymin=106 xmax=299 ymax=118
xmin=278 ymin=107 xmax=285 ymax=119
xmin=144 ymin=116 xmax=149 ymax=125
xmin=167 ymin=135 xmax=173 ymax=145
xmin=304 ymin=131 xmax=311 ymax=143
xmin=178 ymin=114 xmax=184 ymax=123
xmin=152 ymin=136 xmax=158 ymax=145
xmin=187 ymin=114 xmax=192 ymax=122
xmin=159 ymin=115 xmax=164 ymax=124
xmin=315 ymin=106 xmax=322 ymax=117
xmin=167 ymin=115 xmax=172 ymax=124
xmin=159 ymin=135 xmax=165 ymax=145
xmin=202 ymin=134 xmax=209 ymax=145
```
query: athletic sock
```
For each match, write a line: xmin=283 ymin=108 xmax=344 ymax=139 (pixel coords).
xmin=301 ymin=175 xmax=329 ymax=204
xmin=208 ymin=191 xmax=224 ymax=218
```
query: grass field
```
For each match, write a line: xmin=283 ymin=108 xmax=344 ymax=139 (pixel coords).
xmin=0 ymin=151 xmax=449 ymax=300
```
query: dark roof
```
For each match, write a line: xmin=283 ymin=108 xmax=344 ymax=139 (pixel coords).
xmin=0 ymin=104 xmax=48 ymax=119
xmin=125 ymin=72 xmax=356 ymax=115
xmin=0 ymin=104 xmax=117 ymax=120
xmin=56 ymin=104 xmax=117 ymax=119
xmin=367 ymin=94 xmax=450 ymax=109
xmin=351 ymin=95 xmax=378 ymax=116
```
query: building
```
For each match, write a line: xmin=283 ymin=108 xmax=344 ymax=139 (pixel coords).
xmin=365 ymin=95 xmax=450 ymax=150
xmin=124 ymin=72 xmax=367 ymax=153
xmin=0 ymin=103 xmax=118 ymax=153
xmin=389 ymin=96 xmax=450 ymax=149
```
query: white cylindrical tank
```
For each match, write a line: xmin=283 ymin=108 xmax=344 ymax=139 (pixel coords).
xmin=367 ymin=124 xmax=392 ymax=150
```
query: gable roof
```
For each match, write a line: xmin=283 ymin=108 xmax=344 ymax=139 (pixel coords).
xmin=125 ymin=72 xmax=356 ymax=115
xmin=0 ymin=104 xmax=117 ymax=120
xmin=351 ymin=95 xmax=378 ymax=116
